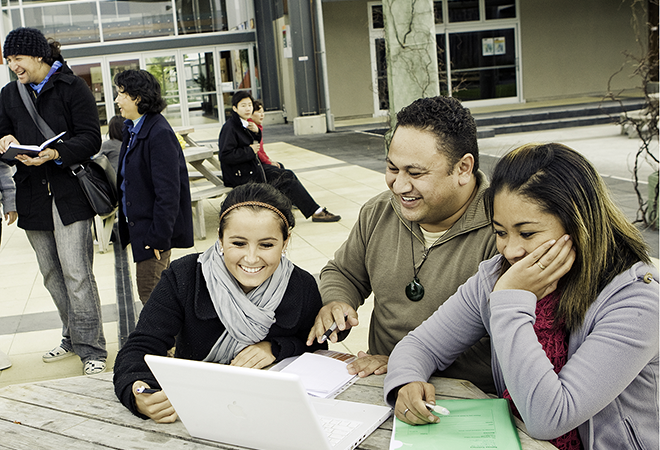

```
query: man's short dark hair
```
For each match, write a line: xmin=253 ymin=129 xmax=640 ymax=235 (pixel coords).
xmin=114 ymin=69 xmax=167 ymax=115
xmin=395 ymin=96 xmax=479 ymax=172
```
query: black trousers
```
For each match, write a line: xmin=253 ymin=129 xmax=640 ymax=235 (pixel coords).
xmin=262 ymin=164 xmax=319 ymax=218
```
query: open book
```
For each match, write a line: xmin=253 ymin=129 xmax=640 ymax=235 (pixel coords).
xmin=269 ymin=350 xmax=358 ymax=398
xmin=2 ymin=131 xmax=65 ymax=161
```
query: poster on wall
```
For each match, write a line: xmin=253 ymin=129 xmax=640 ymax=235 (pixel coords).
xmin=283 ymin=25 xmax=292 ymax=59
xmin=482 ymin=38 xmax=494 ymax=56
xmin=494 ymin=37 xmax=506 ymax=55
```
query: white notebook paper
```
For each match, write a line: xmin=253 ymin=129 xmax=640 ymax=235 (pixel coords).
xmin=275 ymin=352 xmax=358 ymax=398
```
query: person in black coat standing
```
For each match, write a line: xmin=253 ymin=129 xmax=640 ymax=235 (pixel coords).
xmin=0 ymin=27 xmax=107 ymax=375
xmin=115 ymin=69 xmax=193 ymax=304
xmin=218 ymin=91 xmax=341 ymax=223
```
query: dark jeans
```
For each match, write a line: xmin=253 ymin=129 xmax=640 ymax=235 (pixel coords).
xmin=263 ymin=164 xmax=319 ymax=218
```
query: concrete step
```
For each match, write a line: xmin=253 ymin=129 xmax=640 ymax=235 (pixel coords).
xmin=473 ymin=98 xmax=646 ymax=136
xmin=474 ymin=98 xmax=645 ymax=127
xmin=479 ymin=113 xmax=620 ymax=135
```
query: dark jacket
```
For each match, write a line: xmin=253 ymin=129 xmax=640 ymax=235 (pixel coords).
xmin=116 ymin=113 xmax=193 ymax=263
xmin=0 ymin=58 xmax=101 ymax=229
xmin=113 ymin=253 xmax=326 ymax=418
xmin=218 ymin=111 xmax=264 ymax=187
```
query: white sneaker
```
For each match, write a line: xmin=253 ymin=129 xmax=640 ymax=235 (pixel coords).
xmin=42 ymin=344 xmax=75 ymax=363
xmin=83 ymin=360 xmax=106 ymax=375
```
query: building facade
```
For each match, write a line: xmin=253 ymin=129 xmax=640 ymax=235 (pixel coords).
xmin=0 ymin=0 xmax=648 ymax=128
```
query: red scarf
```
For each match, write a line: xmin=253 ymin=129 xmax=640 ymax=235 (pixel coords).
xmin=501 ymin=291 xmax=582 ymax=450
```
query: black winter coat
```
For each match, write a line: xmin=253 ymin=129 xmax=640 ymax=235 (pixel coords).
xmin=116 ymin=113 xmax=193 ymax=263
xmin=218 ymin=111 xmax=265 ymax=187
xmin=0 ymin=58 xmax=101 ymax=229
xmin=113 ymin=253 xmax=326 ymax=418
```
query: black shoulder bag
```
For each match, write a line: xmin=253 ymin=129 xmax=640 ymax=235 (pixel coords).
xmin=17 ymin=81 xmax=118 ymax=217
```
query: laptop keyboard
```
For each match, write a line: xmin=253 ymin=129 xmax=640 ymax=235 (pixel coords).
xmin=319 ymin=416 xmax=362 ymax=447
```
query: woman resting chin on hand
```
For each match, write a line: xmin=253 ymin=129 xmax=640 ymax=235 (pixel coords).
xmin=384 ymin=143 xmax=658 ymax=450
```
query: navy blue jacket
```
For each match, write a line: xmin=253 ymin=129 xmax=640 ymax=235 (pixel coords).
xmin=116 ymin=113 xmax=193 ymax=263
xmin=218 ymin=111 xmax=264 ymax=187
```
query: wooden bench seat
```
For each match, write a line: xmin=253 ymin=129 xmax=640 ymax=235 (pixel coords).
xmin=191 ymin=184 xmax=232 ymax=239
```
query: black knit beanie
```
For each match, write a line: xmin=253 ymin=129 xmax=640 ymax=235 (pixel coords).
xmin=3 ymin=27 xmax=51 ymax=59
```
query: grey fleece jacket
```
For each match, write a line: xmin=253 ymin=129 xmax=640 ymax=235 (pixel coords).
xmin=320 ymin=171 xmax=498 ymax=393
xmin=385 ymin=255 xmax=659 ymax=450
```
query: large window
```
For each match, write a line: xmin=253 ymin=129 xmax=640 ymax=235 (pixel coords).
xmin=369 ymin=0 xmax=520 ymax=109
xmin=2 ymin=0 xmax=243 ymax=44
xmin=443 ymin=28 xmax=517 ymax=101
xmin=68 ymin=45 xmax=258 ymax=129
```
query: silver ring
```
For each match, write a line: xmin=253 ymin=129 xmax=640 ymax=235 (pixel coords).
xmin=403 ymin=408 xmax=410 ymax=416
xmin=537 ymin=261 xmax=547 ymax=270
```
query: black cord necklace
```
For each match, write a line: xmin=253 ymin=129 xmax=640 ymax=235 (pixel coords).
xmin=406 ymin=223 xmax=429 ymax=302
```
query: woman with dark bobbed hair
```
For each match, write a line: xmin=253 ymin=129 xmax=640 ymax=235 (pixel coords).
xmin=113 ymin=183 xmax=326 ymax=423
xmin=385 ymin=143 xmax=658 ymax=450
xmin=114 ymin=69 xmax=193 ymax=304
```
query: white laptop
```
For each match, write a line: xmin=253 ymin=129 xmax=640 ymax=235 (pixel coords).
xmin=144 ymin=354 xmax=392 ymax=450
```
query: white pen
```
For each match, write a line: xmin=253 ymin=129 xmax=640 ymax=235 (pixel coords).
xmin=426 ymin=403 xmax=450 ymax=415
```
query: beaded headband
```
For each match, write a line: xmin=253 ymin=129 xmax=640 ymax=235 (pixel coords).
xmin=219 ymin=201 xmax=290 ymax=230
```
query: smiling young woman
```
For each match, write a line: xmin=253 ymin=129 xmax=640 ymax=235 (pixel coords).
xmin=113 ymin=183 xmax=327 ymax=423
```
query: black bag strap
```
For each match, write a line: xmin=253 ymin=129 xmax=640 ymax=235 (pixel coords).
xmin=17 ymin=81 xmax=56 ymax=140
xmin=16 ymin=81 xmax=82 ymax=172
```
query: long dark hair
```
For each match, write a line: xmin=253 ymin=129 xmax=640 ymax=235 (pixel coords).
xmin=485 ymin=143 xmax=650 ymax=330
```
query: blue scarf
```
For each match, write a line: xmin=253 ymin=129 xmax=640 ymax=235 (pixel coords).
xmin=30 ymin=61 xmax=62 ymax=94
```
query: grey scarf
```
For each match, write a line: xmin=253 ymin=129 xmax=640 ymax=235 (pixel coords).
xmin=198 ymin=240 xmax=293 ymax=364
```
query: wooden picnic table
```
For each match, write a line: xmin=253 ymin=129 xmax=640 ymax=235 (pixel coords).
xmin=0 ymin=371 xmax=556 ymax=449
xmin=176 ymin=127 xmax=231 ymax=240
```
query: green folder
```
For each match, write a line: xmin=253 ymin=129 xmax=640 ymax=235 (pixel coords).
xmin=390 ymin=398 xmax=522 ymax=449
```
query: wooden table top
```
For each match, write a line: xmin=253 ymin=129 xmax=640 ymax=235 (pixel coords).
xmin=0 ymin=372 xmax=556 ymax=449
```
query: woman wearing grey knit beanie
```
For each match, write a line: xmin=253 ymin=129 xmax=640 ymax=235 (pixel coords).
xmin=0 ymin=27 xmax=108 ymax=376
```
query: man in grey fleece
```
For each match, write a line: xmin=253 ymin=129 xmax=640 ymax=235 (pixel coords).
xmin=306 ymin=96 xmax=498 ymax=393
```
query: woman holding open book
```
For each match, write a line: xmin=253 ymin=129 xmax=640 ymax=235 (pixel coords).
xmin=113 ymin=183 xmax=326 ymax=422
xmin=384 ymin=143 xmax=658 ymax=450
xmin=0 ymin=27 xmax=107 ymax=376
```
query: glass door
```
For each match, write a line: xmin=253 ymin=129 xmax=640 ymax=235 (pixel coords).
xmin=108 ymin=58 xmax=141 ymax=119
xmin=218 ymin=47 xmax=257 ymax=121
xmin=69 ymin=61 xmax=106 ymax=124
xmin=444 ymin=28 xmax=517 ymax=102
xmin=184 ymin=51 xmax=220 ymax=126
xmin=368 ymin=2 xmax=388 ymax=115
xmin=145 ymin=55 xmax=181 ymax=127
